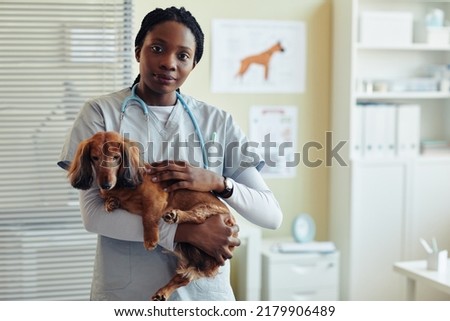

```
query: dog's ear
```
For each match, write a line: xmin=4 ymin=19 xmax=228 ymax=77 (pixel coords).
xmin=68 ymin=139 xmax=93 ymax=190
xmin=117 ymin=140 xmax=144 ymax=188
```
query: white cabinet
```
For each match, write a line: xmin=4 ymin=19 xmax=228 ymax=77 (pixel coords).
xmin=331 ymin=0 xmax=450 ymax=300
xmin=411 ymin=160 xmax=450 ymax=258
xmin=261 ymin=240 xmax=339 ymax=301
xmin=349 ymin=161 xmax=405 ymax=300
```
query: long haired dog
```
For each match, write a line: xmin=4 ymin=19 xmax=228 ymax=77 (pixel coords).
xmin=68 ymin=131 xmax=235 ymax=300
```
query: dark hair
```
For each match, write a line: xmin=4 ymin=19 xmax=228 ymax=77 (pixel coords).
xmin=132 ymin=6 xmax=204 ymax=87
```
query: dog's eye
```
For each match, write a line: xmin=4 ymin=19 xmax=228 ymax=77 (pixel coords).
xmin=91 ymin=156 xmax=99 ymax=162
xmin=113 ymin=155 xmax=120 ymax=161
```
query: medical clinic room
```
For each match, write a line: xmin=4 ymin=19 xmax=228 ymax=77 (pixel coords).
xmin=2 ymin=0 xmax=450 ymax=307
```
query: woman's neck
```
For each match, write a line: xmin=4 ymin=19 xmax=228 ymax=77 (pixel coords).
xmin=135 ymin=84 xmax=177 ymax=106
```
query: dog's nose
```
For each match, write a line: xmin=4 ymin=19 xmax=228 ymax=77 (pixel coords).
xmin=100 ymin=183 xmax=112 ymax=190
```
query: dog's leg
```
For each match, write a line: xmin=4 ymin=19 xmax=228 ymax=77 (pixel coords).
xmin=104 ymin=196 xmax=120 ymax=213
xmin=151 ymin=273 xmax=191 ymax=301
xmin=264 ymin=64 xmax=269 ymax=80
xmin=141 ymin=213 xmax=160 ymax=251
xmin=163 ymin=204 xmax=229 ymax=224
xmin=236 ymin=59 xmax=250 ymax=77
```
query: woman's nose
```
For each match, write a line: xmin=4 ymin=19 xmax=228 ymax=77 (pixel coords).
xmin=159 ymin=54 xmax=176 ymax=70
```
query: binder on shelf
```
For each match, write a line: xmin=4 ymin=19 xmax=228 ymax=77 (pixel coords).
xmin=362 ymin=103 xmax=396 ymax=158
xmin=396 ymin=104 xmax=421 ymax=158
xmin=382 ymin=104 xmax=397 ymax=158
xmin=351 ymin=105 xmax=364 ymax=158
xmin=362 ymin=104 xmax=380 ymax=158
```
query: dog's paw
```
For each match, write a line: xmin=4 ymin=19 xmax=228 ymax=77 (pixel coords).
xmin=151 ymin=293 xmax=167 ymax=301
xmin=104 ymin=197 xmax=120 ymax=213
xmin=163 ymin=210 xmax=178 ymax=224
xmin=144 ymin=240 xmax=157 ymax=251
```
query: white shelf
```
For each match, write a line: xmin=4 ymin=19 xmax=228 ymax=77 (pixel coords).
xmin=356 ymin=91 xmax=450 ymax=100
xmin=418 ymin=154 xmax=450 ymax=162
xmin=357 ymin=43 xmax=450 ymax=51
xmin=351 ymin=155 xmax=450 ymax=164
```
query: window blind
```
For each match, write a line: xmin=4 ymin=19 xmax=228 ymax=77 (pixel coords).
xmin=0 ymin=0 xmax=133 ymax=300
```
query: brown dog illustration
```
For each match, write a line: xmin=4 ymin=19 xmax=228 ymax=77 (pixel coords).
xmin=236 ymin=41 xmax=285 ymax=80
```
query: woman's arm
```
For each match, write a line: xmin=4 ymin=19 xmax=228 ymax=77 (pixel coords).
xmin=223 ymin=167 xmax=283 ymax=230
xmin=78 ymin=180 xmax=178 ymax=251
xmin=79 ymin=186 xmax=241 ymax=262
xmin=147 ymin=162 xmax=283 ymax=263
xmin=149 ymin=162 xmax=283 ymax=230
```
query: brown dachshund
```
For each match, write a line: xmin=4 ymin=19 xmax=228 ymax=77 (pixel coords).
xmin=236 ymin=41 xmax=285 ymax=80
xmin=67 ymin=131 xmax=236 ymax=300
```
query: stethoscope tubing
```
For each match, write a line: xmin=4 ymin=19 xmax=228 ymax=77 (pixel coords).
xmin=120 ymin=84 xmax=209 ymax=169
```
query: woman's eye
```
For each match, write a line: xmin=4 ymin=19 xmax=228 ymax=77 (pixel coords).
xmin=151 ymin=45 xmax=163 ymax=53
xmin=178 ymin=53 xmax=190 ymax=61
xmin=91 ymin=156 xmax=99 ymax=161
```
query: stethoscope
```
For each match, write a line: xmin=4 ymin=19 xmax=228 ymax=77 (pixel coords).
xmin=120 ymin=84 xmax=209 ymax=169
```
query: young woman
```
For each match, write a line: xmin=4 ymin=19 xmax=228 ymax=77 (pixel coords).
xmin=58 ymin=6 xmax=282 ymax=300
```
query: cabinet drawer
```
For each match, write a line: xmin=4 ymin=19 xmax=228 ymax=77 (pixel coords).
xmin=264 ymin=259 xmax=338 ymax=289
xmin=264 ymin=287 xmax=338 ymax=301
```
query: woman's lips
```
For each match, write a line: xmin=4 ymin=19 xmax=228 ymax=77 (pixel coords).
xmin=154 ymin=73 xmax=175 ymax=84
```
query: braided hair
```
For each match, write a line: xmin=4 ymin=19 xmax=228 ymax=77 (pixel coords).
xmin=131 ymin=6 xmax=204 ymax=88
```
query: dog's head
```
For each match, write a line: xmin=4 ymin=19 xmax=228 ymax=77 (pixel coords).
xmin=68 ymin=131 xmax=144 ymax=191
xmin=276 ymin=41 xmax=285 ymax=53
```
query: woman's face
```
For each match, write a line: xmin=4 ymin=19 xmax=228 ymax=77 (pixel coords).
xmin=135 ymin=21 xmax=197 ymax=105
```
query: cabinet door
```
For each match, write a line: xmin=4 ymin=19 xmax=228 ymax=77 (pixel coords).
xmin=265 ymin=255 xmax=337 ymax=287
xmin=349 ymin=162 xmax=405 ymax=300
xmin=410 ymin=160 xmax=450 ymax=300
xmin=267 ymin=288 xmax=338 ymax=301
xmin=412 ymin=161 xmax=450 ymax=256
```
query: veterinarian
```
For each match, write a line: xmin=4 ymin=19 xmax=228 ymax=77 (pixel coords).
xmin=58 ymin=6 xmax=282 ymax=300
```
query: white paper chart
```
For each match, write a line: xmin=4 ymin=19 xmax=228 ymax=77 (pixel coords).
xmin=211 ymin=19 xmax=306 ymax=93
xmin=249 ymin=105 xmax=298 ymax=178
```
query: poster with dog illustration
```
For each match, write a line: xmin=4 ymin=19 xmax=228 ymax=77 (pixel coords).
xmin=211 ymin=19 xmax=306 ymax=93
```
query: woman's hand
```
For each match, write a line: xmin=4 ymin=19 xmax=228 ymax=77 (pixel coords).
xmin=147 ymin=160 xmax=224 ymax=193
xmin=174 ymin=213 xmax=240 ymax=265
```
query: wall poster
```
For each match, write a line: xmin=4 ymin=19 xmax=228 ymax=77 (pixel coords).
xmin=211 ymin=19 xmax=306 ymax=93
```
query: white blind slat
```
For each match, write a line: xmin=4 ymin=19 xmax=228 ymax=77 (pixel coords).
xmin=0 ymin=0 xmax=133 ymax=301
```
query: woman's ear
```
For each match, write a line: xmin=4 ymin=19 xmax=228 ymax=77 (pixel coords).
xmin=135 ymin=47 xmax=141 ymax=63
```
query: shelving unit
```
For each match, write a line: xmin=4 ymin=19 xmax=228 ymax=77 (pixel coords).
xmin=331 ymin=0 xmax=450 ymax=300
xmin=357 ymin=44 xmax=450 ymax=50
xmin=356 ymin=92 xmax=450 ymax=100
